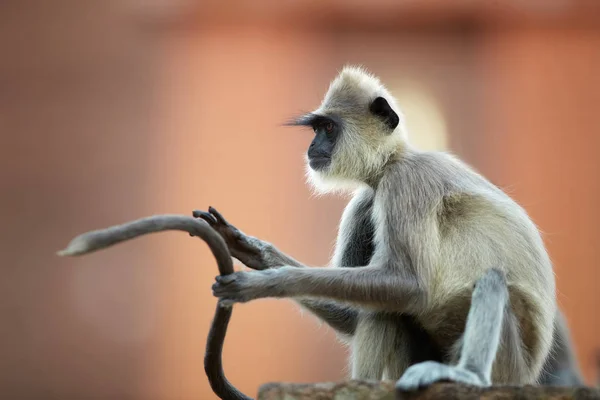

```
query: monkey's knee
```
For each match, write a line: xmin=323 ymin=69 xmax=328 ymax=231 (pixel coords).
xmin=473 ymin=268 xmax=508 ymax=299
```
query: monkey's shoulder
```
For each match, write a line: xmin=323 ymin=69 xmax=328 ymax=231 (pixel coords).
xmin=376 ymin=151 xmax=505 ymax=210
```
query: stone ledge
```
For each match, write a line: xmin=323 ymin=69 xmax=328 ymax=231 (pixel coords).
xmin=257 ymin=381 xmax=600 ymax=400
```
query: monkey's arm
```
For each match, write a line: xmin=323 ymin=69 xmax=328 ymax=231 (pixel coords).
xmin=212 ymin=265 xmax=424 ymax=313
xmin=208 ymin=183 xmax=424 ymax=312
xmin=193 ymin=207 xmax=359 ymax=336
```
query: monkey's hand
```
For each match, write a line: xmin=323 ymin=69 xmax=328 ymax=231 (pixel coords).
xmin=212 ymin=269 xmax=283 ymax=306
xmin=395 ymin=361 xmax=489 ymax=392
xmin=192 ymin=207 xmax=267 ymax=270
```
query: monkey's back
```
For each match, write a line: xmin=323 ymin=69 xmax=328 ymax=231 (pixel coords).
xmin=383 ymin=152 xmax=556 ymax=383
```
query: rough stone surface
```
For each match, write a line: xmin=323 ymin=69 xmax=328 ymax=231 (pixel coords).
xmin=257 ymin=381 xmax=600 ymax=400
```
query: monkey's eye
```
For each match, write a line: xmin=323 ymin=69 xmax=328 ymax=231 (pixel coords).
xmin=325 ymin=122 xmax=334 ymax=133
xmin=313 ymin=120 xmax=335 ymax=135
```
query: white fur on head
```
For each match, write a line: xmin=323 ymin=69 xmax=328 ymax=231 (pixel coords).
xmin=306 ymin=65 xmax=408 ymax=194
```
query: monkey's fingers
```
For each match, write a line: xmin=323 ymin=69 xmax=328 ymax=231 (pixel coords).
xmin=212 ymin=282 xmax=232 ymax=297
xmin=190 ymin=210 xmax=217 ymax=237
xmin=193 ymin=210 xmax=218 ymax=225
xmin=215 ymin=274 xmax=237 ymax=285
xmin=208 ymin=206 xmax=229 ymax=226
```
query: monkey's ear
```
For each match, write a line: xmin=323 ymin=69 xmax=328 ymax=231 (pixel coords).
xmin=369 ymin=97 xmax=399 ymax=131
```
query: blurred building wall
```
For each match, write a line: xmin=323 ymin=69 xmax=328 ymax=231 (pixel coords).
xmin=0 ymin=2 xmax=167 ymax=399
xmin=1 ymin=1 xmax=598 ymax=399
xmin=478 ymin=26 xmax=600 ymax=379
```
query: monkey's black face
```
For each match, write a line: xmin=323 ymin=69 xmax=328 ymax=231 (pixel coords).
xmin=307 ymin=117 xmax=339 ymax=171
xmin=289 ymin=96 xmax=397 ymax=172
xmin=289 ymin=113 xmax=340 ymax=171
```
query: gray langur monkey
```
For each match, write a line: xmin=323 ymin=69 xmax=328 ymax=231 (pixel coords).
xmin=198 ymin=66 xmax=559 ymax=390
xmin=195 ymin=209 xmax=584 ymax=388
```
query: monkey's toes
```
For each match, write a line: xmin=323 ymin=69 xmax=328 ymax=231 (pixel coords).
xmin=396 ymin=362 xmax=486 ymax=392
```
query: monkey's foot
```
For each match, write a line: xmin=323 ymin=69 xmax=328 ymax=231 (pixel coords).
xmin=395 ymin=361 xmax=489 ymax=392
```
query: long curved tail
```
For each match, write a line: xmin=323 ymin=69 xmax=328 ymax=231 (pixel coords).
xmin=58 ymin=214 xmax=252 ymax=400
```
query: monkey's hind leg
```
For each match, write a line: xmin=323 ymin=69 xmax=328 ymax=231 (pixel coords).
xmin=396 ymin=268 xmax=508 ymax=391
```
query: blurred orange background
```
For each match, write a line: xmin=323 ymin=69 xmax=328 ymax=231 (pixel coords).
xmin=1 ymin=1 xmax=599 ymax=399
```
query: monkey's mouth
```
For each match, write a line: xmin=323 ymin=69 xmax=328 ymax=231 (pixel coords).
xmin=309 ymin=156 xmax=331 ymax=170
